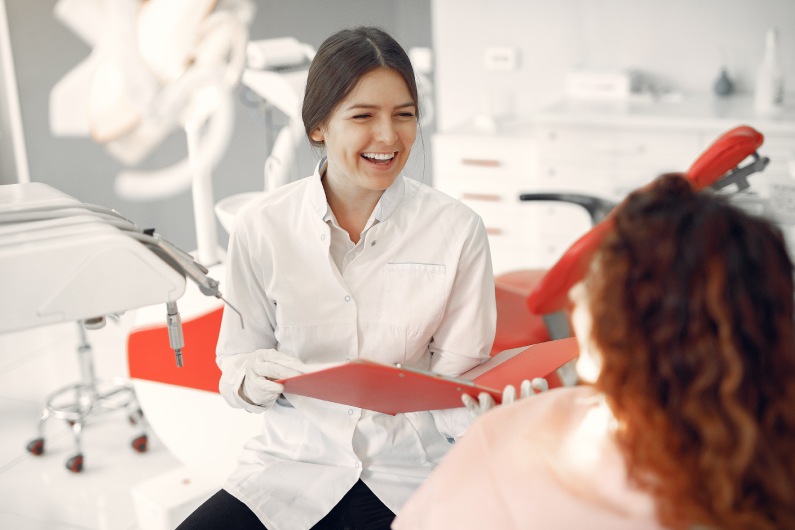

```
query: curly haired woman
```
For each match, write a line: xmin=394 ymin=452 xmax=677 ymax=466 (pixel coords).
xmin=393 ymin=173 xmax=795 ymax=530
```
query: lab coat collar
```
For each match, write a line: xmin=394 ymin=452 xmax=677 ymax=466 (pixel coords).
xmin=309 ymin=156 xmax=406 ymax=224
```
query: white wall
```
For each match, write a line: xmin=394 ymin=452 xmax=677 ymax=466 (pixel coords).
xmin=432 ymin=0 xmax=795 ymax=131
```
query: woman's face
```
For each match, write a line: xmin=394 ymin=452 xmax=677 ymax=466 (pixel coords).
xmin=311 ymin=67 xmax=417 ymax=196
xmin=569 ymin=281 xmax=603 ymax=384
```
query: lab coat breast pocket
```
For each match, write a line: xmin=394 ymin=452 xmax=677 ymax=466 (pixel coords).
xmin=384 ymin=262 xmax=446 ymax=331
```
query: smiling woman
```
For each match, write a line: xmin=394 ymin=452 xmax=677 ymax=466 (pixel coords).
xmin=176 ymin=26 xmax=498 ymax=530
xmin=312 ymin=67 xmax=419 ymax=242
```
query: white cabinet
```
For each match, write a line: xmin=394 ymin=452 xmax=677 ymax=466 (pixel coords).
xmin=536 ymin=125 xmax=703 ymax=199
xmin=433 ymin=96 xmax=795 ymax=274
xmin=432 ymin=122 xmax=592 ymax=275
xmin=534 ymin=96 xmax=795 ymax=200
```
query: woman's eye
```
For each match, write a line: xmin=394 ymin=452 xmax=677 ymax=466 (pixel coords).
xmin=352 ymin=114 xmax=372 ymax=120
xmin=398 ymin=112 xmax=416 ymax=118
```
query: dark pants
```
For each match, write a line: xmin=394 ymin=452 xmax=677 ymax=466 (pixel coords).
xmin=176 ymin=480 xmax=396 ymax=530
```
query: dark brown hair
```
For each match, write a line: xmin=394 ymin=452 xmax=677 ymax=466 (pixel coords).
xmin=302 ymin=26 xmax=419 ymax=147
xmin=587 ymin=173 xmax=795 ymax=529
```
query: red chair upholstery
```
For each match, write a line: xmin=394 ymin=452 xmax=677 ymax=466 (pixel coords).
xmin=128 ymin=306 xmax=223 ymax=393
xmin=492 ymin=270 xmax=551 ymax=356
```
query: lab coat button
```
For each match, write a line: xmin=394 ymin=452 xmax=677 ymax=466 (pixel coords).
xmin=348 ymin=409 xmax=354 ymax=415
xmin=320 ymin=234 xmax=326 ymax=241
xmin=355 ymin=462 xmax=360 ymax=469
xmin=344 ymin=295 xmax=351 ymax=302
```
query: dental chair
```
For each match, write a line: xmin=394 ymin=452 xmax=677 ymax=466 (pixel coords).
xmin=123 ymin=124 xmax=771 ymax=496
xmin=493 ymin=125 xmax=770 ymax=364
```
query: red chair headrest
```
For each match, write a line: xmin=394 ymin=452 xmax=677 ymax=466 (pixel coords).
xmin=527 ymin=125 xmax=765 ymax=315
xmin=687 ymin=125 xmax=764 ymax=190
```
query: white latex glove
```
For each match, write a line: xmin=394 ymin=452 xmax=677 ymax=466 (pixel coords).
xmin=461 ymin=377 xmax=549 ymax=419
xmin=239 ymin=349 xmax=305 ymax=409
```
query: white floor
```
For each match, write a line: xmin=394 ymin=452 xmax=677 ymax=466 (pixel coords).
xmin=0 ymin=315 xmax=185 ymax=530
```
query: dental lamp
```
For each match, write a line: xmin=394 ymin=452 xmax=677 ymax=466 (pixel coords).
xmin=49 ymin=0 xmax=255 ymax=267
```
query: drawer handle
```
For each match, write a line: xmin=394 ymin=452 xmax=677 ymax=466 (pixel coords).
xmin=461 ymin=192 xmax=501 ymax=202
xmin=485 ymin=227 xmax=503 ymax=236
xmin=461 ymin=158 xmax=501 ymax=167
xmin=594 ymin=145 xmax=646 ymax=156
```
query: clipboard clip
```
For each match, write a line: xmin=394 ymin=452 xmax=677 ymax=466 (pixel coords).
xmin=394 ymin=363 xmax=478 ymax=387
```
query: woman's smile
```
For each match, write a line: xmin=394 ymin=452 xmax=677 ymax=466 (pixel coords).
xmin=311 ymin=67 xmax=418 ymax=197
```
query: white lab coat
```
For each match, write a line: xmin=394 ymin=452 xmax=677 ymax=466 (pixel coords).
xmin=216 ymin=160 xmax=497 ymax=530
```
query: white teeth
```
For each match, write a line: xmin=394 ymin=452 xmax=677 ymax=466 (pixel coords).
xmin=362 ymin=152 xmax=395 ymax=161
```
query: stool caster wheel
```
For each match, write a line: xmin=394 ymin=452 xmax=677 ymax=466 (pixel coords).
xmin=131 ymin=434 xmax=148 ymax=453
xmin=26 ymin=438 xmax=45 ymax=456
xmin=128 ymin=408 xmax=144 ymax=426
xmin=66 ymin=453 xmax=84 ymax=473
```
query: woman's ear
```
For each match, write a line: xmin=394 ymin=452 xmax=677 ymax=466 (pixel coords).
xmin=310 ymin=127 xmax=324 ymax=144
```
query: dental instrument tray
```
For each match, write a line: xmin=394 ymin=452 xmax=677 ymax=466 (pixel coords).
xmin=0 ymin=182 xmax=233 ymax=365
xmin=278 ymin=337 xmax=578 ymax=415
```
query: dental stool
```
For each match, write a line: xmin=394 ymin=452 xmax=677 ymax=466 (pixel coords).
xmin=1 ymin=182 xmax=229 ymax=474
xmin=26 ymin=320 xmax=149 ymax=473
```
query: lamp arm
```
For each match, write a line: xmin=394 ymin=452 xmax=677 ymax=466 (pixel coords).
xmin=264 ymin=120 xmax=304 ymax=191
xmin=185 ymin=84 xmax=233 ymax=267
xmin=194 ymin=9 xmax=250 ymax=88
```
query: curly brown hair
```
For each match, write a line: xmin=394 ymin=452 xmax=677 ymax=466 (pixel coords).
xmin=586 ymin=173 xmax=795 ymax=529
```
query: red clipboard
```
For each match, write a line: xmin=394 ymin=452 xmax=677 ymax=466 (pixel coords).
xmin=279 ymin=337 xmax=579 ymax=415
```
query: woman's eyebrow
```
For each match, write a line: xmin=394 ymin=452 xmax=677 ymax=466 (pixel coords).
xmin=344 ymin=102 xmax=416 ymax=111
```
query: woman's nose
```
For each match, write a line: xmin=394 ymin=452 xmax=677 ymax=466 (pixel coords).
xmin=373 ymin=117 xmax=398 ymax=143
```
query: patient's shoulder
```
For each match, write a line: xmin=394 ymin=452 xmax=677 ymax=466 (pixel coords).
xmin=475 ymin=386 xmax=601 ymax=441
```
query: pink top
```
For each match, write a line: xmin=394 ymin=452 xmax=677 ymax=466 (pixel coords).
xmin=393 ymin=386 xmax=663 ymax=530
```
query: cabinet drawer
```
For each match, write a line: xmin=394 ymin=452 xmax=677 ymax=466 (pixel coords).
xmin=489 ymin=234 xmax=587 ymax=273
xmin=528 ymin=201 xmax=594 ymax=238
xmin=459 ymin=198 xmax=539 ymax=239
xmin=462 ymin=197 xmax=592 ymax=242
xmin=440 ymin=177 xmax=526 ymax=200
xmin=539 ymin=126 xmax=701 ymax=168
xmin=433 ymin=134 xmax=536 ymax=187
xmin=757 ymin=133 xmax=795 ymax=159
xmin=473 ymin=200 xmax=593 ymax=274
xmin=536 ymin=160 xmax=692 ymax=200
xmin=535 ymin=162 xmax=617 ymax=196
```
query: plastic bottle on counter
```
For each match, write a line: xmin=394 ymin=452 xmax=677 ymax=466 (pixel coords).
xmin=754 ymin=27 xmax=785 ymax=115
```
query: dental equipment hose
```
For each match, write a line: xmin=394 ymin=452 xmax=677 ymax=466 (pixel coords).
xmin=135 ymin=230 xmax=245 ymax=329
xmin=134 ymin=230 xmax=246 ymax=367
